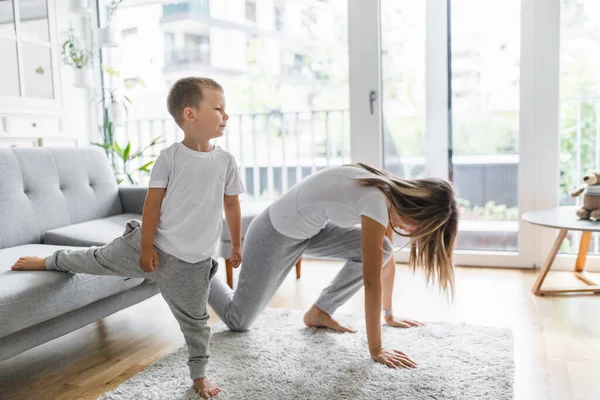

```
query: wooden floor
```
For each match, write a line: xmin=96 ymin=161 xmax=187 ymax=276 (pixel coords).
xmin=1 ymin=261 xmax=599 ymax=400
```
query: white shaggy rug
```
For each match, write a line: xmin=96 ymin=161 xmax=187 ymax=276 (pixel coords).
xmin=100 ymin=308 xmax=514 ymax=400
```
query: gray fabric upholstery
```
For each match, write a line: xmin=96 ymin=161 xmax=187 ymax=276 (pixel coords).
xmin=119 ymin=186 xmax=148 ymax=215
xmin=0 ymin=244 xmax=146 ymax=338
xmin=0 ymin=280 xmax=159 ymax=362
xmin=44 ymin=213 xmax=142 ymax=247
xmin=0 ymin=148 xmax=122 ymax=249
xmin=0 ymin=147 xmax=160 ymax=363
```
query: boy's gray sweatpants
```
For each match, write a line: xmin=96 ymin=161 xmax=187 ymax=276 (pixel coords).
xmin=209 ymin=208 xmax=393 ymax=331
xmin=45 ymin=220 xmax=218 ymax=380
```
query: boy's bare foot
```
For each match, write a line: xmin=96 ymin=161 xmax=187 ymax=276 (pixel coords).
xmin=193 ymin=377 xmax=221 ymax=399
xmin=303 ymin=304 xmax=356 ymax=333
xmin=11 ymin=256 xmax=47 ymax=271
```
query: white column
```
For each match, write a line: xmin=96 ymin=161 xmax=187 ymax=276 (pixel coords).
xmin=425 ymin=0 xmax=450 ymax=179
xmin=348 ymin=0 xmax=382 ymax=167
xmin=519 ymin=0 xmax=560 ymax=267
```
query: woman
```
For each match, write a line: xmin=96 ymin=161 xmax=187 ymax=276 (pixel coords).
xmin=208 ymin=163 xmax=458 ymax=368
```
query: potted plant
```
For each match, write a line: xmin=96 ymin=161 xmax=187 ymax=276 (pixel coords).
xmin=102 ymin=68 xmax=146 ymax=126
xmin=106 ymin=89 xmax=131 ymax=126
xmin=61 ymin=28 xmax=93 ymax=88
xmin=98 ymin=0 xmax=124 ymax=47
xmin=95 ymin=108 xmax=163 ymax=185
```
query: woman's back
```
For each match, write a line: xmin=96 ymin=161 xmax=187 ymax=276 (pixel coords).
xmin=268 ymin=165 xmax=389 ymax=239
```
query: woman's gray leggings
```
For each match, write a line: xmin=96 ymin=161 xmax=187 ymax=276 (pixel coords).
xmin=208 ymin=208 xmax=393 ymax=331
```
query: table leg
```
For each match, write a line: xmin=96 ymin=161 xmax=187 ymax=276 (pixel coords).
xmin=575 ymin=231 xmax=592 ymax=272
xmin=532 ymin=229 xmax=568 ymax=295
xmin=533 ymin=229 xmax=600 ymax=295
xmin=574 ymin=231 xmax=599 ymax=286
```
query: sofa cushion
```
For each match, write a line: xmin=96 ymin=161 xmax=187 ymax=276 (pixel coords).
xmin=44 ymin=213 xmax=142 ymax=247
xmin=0 ymin=244 xmax=146 ymax=338
xmin=0 ymin=147 xmax=122 ymax=249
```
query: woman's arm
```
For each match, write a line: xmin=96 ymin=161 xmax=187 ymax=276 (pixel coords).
xmin=382 ymin=224 xmax=395 ymax=312
xmin=381 ymin=225 xmax=424 ymax=328
xmin=361 ymin=216 xmax=417 ymax=369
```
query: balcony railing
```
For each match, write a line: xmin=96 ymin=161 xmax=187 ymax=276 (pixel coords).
xmin=164 ymin=49 xmax=211 ymax=69
xmin=124 ymin=109 xmax=351 ymax=200
xmin=115 ymin=98 xmax=596 ymax=252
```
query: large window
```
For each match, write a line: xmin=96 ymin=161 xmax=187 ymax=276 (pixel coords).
xmin=99 ymin=0 xmax=574 ymax=268
xmin=381 ymin=0 xmax=521 ymax=253
xmin=559 ymin=0 xmax=600 ymax=254
xmin=105 ymin=0 xmax=349 ymax=202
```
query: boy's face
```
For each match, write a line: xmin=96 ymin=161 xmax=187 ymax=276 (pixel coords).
xmin=182 ymin=89 xmax=228 ymax=140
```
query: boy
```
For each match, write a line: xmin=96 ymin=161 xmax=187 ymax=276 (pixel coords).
xmin=12 ymin=77 xmax=244 ymax=399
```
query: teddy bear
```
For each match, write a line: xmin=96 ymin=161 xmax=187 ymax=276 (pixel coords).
xmin=570 ymin=169 xmax=600 ymax=220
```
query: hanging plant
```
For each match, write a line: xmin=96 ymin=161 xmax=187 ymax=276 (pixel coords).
xmin=61 ymin=28 xmax=91 ymax=69
xmin=60 ymin=28 xmax=93 ymax=88
xmin=98 ymin=0 xmax=125 ymax=47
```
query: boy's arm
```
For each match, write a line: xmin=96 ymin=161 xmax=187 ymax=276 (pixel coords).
xmin=223 ymin=194 xmax=242 ymax=267
xmin=141 ymin=188 xmax=166 ymax=250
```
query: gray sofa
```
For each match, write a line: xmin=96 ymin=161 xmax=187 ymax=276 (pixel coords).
xmin=0 ymin=147 xmax=159 ymax=362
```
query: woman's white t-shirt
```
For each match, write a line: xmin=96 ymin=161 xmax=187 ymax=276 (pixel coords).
xmin=268 ymin=165 xmax=389 ymax=239
xmin=148 ymin=142 xmax=244 ymax=263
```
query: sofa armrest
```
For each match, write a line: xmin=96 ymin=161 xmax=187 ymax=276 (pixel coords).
xmin=119 ymin=186 xmax=148 ymax=215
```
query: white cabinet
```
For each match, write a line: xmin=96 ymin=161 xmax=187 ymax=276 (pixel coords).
xmin=0 ymin=0 xmax=73 ymax=147
xmin=0 ymin=0 xmax=60 ymax=109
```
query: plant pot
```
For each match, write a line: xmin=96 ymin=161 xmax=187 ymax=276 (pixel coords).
xmin=71 ymin=0 xmax=91 ymax=15
xmin=108 ymin=103 xmax=126 ymax=126
xmin=73 ymin=68 xmax=92 ymax=88
xmin=98 ymin=27 xmax=119 ymax=48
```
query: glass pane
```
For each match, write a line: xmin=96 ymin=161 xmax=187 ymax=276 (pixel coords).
xmin=559 ymin=0 xmax=600 ymax=255
xmin=110 ymin=1 xmax=350 ymax=191
xmin=19 ymin=0 xmax=50 ymax=42
xmin=22 ymin=42 xmax=53 ymax=98
xmin=0 ymin=39 xmax=20 ymax=96
xmin=381 ymin=1 xmax=426 ymax=179
xmin=451 ymin=0 xmax=521 ymax=252
xmin=0 ymin=0 xmax=16 ymax=37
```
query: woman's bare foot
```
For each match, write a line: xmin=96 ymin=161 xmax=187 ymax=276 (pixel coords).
xmin=11 ymin=256 xmax=47 ymax=271
xmin=193 ymin=377 xmax=221 ymax=399
xmin=303 ymin=304 xmax=356 ymax=333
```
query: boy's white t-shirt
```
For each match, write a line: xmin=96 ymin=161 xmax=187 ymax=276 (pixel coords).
xmin=148 ymin=142 xmax=244 ymax=263
xmin=268 ymin=165 xmax=389 ymax=240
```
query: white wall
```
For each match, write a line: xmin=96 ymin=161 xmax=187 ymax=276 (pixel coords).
xmin=55 ymin=0 xmax=98 ymax=146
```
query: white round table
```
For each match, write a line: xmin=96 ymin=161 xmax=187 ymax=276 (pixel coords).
xmin=522 ymin=206 xmax=600 ymax=295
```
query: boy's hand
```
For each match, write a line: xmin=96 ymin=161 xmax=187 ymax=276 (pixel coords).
xmin=230 ymin=247 xmax=242 ymax=268
xmin=140 ymin=247 xmax=159 ymax=272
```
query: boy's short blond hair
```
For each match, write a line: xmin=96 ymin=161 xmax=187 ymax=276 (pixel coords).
xmin=167 ymin=77 xmax=224 ymax=127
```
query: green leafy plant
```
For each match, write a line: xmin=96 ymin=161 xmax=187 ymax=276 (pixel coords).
xmin=94 ymin=109 xmax=162 ymax=185
xmin=61 ymin=28 xmax=92 ymax=69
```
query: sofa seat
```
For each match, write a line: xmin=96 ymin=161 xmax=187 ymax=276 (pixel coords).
xmin=44 ymin=213 xmax=142 ymax=247
xmin=0 ymin=244 xmax=146 ymax=338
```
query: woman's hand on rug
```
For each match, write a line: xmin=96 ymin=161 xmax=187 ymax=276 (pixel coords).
xmin=384 ymin=316 xmax=424 ymax=328
xmin=371 ymin=348 xmax=417 ymax=369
